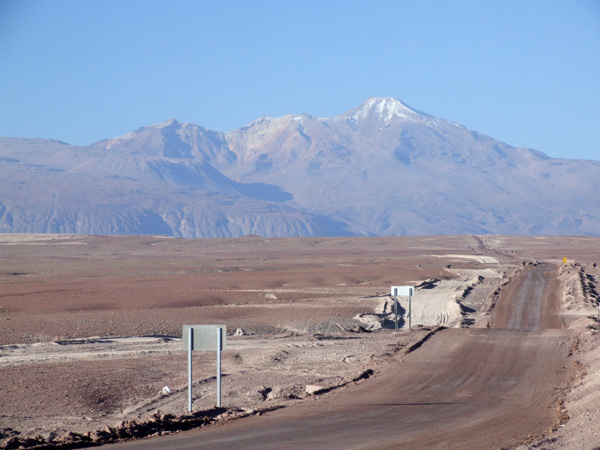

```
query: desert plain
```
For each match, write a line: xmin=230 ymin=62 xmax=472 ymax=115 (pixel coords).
xmin=0 ymin=234 xmax=599 ymax=449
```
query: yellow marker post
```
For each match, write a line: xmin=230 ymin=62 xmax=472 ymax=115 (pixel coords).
xmin=563 ymin=257 xmax=568 ymax=264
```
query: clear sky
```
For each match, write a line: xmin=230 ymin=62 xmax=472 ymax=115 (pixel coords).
xmin=1 ymin=0 xmax=599 ymax=160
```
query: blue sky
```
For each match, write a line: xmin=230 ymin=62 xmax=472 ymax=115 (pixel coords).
xmin=1 ymin=0 xmax=599 ymax=160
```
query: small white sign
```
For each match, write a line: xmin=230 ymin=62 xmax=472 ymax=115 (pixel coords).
xmin=183 ymin=325 xmax=227 ymax=351
xmin=183 ymin=325 xmax=227 ymax=411
xmin=391 ymin=286 xmax=414 ymax=296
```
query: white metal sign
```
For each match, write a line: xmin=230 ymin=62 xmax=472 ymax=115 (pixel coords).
xmin=390 ymin=286 xmax=415 ymax=331
xmin=183 ymin=325 xmax=227 ymax=411
xmin=391 ymin=286 xmax=414 ymax=296
xmin=183 ymin=325 xmax=227 ymax=351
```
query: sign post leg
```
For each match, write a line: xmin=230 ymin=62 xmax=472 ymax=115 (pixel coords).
xmin=408 ymin=293 xmax=412 ymax=331
xmin=188 ymin=327 xmax=193 ymax=412
xmin=393 ymin=288 xmax=398 ymax=331
xmin=216 ymin=328 xmax=222 ymax=407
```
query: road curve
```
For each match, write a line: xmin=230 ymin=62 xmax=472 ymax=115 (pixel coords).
xmin=101 ymin=264 xmax=572 ymax=450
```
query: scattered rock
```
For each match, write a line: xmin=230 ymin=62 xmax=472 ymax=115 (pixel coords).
xmin=246 ymin=385 xmax=271 ymax=402
xmin=353 ymin=313 xmax=384 ymax=331
xmin=234 ymin=328 xmax=247 ymax=336
xmin=267 ymin=384 xmax=304 ymax=400
xmin=305 ymin=384 xmax=324 ymax=395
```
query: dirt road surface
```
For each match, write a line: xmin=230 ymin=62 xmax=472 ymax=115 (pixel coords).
xmin=100 ymin=264 xmax=572 ymax=450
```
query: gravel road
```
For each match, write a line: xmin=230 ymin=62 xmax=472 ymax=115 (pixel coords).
xmin=100 ymin=263 xmax=572 ymax=449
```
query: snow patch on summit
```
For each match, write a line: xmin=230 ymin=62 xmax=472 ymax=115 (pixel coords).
xmin=359 ymin=97 xmax=419 ymax=122
xmin=328 ymin=97 xmax=433 ymax=125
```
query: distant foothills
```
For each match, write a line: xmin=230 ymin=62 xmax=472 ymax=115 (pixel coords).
xmin=1 ymin=97 xmax=599 ymax=238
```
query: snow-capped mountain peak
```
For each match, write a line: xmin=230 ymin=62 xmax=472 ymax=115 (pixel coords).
xmin=344 ymin=97 xmax=424 ymax=123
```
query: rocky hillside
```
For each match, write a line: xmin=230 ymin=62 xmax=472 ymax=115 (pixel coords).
xmin=1 ymin=97 xmax=599 ymax=237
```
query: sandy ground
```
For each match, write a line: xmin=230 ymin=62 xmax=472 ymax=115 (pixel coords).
xmin=0 ymin=234 xmax=599 ymax=449
xmin=121 ymin=264 xmax=571 ymax=450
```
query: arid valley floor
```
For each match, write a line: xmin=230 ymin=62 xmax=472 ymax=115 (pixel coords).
xmin=1 ymin=234 xmax=599 ymax=449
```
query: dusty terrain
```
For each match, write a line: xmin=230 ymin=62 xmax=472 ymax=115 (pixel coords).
xmin=1 ymin=234 xmax=599 ymax=449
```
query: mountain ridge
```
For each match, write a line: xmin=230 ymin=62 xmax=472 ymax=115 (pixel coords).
xmin=2 ymin=97 xmax=599 ymax=237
